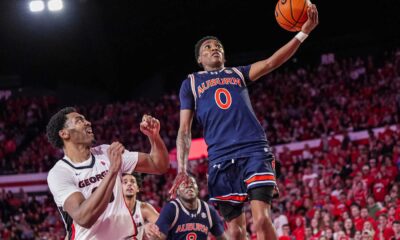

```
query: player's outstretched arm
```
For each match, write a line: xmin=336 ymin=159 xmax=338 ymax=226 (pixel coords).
xmin=248 ymin=4 xmax=319 ymax=81
xmin=135 ymin=114 xmax=169 ymax=174
xmin=176 ymin=109 xmax=194 ymax=174
xmin=168 ymin=109 xmax=194 ymax=198
xmin=63 ymin=142 xmax=124 ymax=228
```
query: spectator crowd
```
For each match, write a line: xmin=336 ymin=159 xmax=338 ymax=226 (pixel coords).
xmin=1 ymin=49 xmax=400 ymax=239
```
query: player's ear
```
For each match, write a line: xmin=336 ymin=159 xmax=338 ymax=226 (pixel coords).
xmin=197 ymin=56 xmax=201 ymax=65
xmin=59 ymin=129 xmax=70 ymax=140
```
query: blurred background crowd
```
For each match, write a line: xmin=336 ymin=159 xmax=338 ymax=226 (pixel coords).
xmin=1 ymin=49 xmax=400 ymax=239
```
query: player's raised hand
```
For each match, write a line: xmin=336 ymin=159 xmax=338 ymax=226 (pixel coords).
xmin=140 ymin=114 xmax=161 ymax=138
xmin=144 ymin=223 xmax=162 ymax=240
xmin=301 ymin=3 xmax=319 ymax=34
xmin=107 ymin=141 xmax=124 ymax=174
xmin=168 ymin=172 xmax=190 ymax=199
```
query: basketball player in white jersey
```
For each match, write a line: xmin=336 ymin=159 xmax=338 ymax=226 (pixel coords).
xmin=46 ymin=107 xmax=169 ymax=240
xmin=122 ymin=173 xmax=159 ymax=239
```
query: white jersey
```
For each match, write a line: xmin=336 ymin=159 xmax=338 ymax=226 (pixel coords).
xmin=47 ymin=144 xmax=139 ymax=240
xmin=132 ymin=200 xmax=145 ymax=240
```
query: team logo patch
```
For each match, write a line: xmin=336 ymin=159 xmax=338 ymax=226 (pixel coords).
xmin=201 ymin=212 xmax=207 ymax=219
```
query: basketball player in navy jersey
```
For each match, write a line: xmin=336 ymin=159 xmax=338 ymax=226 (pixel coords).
xmin=46 ymin=107 xmax=169 ymax=239
xmin=122 ymin=172 xmax=159 ymax=239
xmin=170 ymin=4 xmax=319 ymax=240
xmin=145 ymin=176 xmax=227 ymax=240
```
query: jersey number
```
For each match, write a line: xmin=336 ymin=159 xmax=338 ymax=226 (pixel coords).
xmin=92 ymin=187 xmax=114 ymax=203
xmin=214 ymin=88 xmax=232 ymax=110
xmin=186 ymin=232 xmax=197 ymax=240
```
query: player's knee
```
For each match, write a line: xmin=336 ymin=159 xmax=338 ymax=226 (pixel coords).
xmin=252 ymin=213 xmax=273 ymax=231
xmin=227 ymin=225 xmax=246 ymax=240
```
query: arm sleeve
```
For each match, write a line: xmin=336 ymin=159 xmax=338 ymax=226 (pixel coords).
xmin=235 ymin=65 xmax=252 ymax=84
xmin=47 ymin=167 xmax=80 ymax=208
xmin=209 ymin=205 xmax=225 ymax=236
xmin=121 ymin=150 xmax=139 ymax=174
xmin=179 ymin=78 xmax=194 ymax=110
xmin=155 ymin=202 xmax=177 ymax=235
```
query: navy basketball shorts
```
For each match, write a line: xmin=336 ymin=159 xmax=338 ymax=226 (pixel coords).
xmin=208 ymin=153 xmax=276 ymax=205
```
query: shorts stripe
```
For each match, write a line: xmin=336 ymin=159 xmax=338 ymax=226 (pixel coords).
xmin=244 ymin=173 xmax=275 ymax=186
xmin=247 ymin=180 xmax=276 ymax=188
xmin=210 ymin=193 xmax=248 ymax=203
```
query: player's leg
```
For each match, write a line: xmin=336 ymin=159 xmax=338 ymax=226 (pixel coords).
xmin=207 ymin=159 xmax=248 ymax=239
xmin=218 ymin=202 xmax=247 ymax=240
xmin=244 ymin=153 xmax=278 ymax=240
xmin=248 ymin=186 xmax=277 ymax=240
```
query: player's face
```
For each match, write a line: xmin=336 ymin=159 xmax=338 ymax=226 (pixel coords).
xmin=122 ymin=175 xmax=139 ymax=197
xmin=177 ymin=177 xmax=199 ymax=201
xmin=198 ymin=39 xmax=225 ymax=70
xmin=62 ymin=112 xmax=94 ymax=146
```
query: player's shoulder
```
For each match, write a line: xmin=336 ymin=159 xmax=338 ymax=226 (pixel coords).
xmin=140 ymin=201 xmax=157 ymax=214
xmin=164 ymin=200 xmax=179 ymax=211
xmin=139 ymin=200 xmax=146 ymax=209
xmin=90 ymin=144 xmax=109 ymax=156
xmin=48 ymin=158 xmax=71 ymax=175
xmin=189 ymin=70 xmax=210 ymax=79
xmin=47 ymin=160 xmax=74 ymax=183
xmin=230 ymin=65 xmax=252 ymax=73
xmin=140 ymin=200 xmax=153 ymax=208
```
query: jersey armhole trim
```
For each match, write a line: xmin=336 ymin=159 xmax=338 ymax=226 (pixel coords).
xmin=189 ymin=74 xmax=197 ymax=110
xmin=232 ymin=67 xmax=247 ymax=87
xmin=170 ymin=201 xmax=179 ymax=230
xmin=203 ymin=201 xmax=213 ymax=228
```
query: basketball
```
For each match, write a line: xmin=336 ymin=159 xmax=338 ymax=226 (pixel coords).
xmin=275 ymin=0 xmax=309 ymax=32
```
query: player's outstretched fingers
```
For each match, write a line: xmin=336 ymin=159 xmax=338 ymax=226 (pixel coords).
xmin=168 ymin=172 xmax=190 ymax=199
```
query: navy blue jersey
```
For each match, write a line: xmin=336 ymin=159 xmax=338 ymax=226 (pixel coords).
xmin=156 ymin=199 xmax=224 ymax=240
xmin=179 ymin=66 xmax=271 ymax=163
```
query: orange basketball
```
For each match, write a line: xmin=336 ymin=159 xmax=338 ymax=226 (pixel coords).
xmin=275 ymin=0 xmax=308 ymax=32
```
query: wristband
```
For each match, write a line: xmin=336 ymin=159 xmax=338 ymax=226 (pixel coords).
xmin=295 ymin=31 xmax=309 ymax=43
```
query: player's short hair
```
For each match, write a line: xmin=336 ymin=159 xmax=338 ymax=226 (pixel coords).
xmin=46 ymin=107 xmax=76 ymax=149
xmin=194 ymin=36 xmax=223 ymax=62
xmin=122 ymin=172 xmax=143 ymax=188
